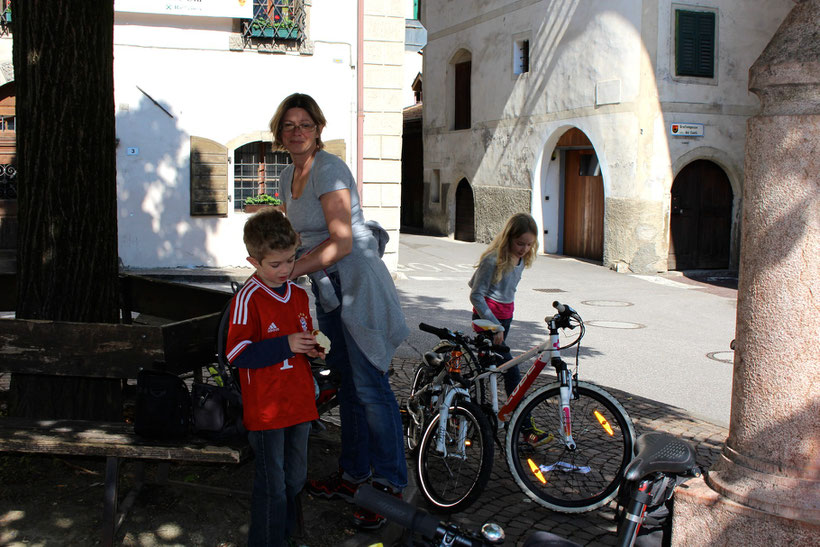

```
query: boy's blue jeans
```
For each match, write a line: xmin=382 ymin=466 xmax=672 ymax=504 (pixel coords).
xmin=312 ymin=273 xmax=408 ymax=490
xmin=247 ymin=422 xmax=311 ymax=547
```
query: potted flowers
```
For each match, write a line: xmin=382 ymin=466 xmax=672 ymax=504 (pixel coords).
xmin=243 ymin=193 xmax=283 ymax=213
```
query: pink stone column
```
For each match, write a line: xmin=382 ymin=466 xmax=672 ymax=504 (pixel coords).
xmin=673 ymin=1 xmax=820 ymax=544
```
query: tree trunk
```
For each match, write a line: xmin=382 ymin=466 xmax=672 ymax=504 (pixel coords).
xmin=9 ymin=0 xmax=122 ymax=419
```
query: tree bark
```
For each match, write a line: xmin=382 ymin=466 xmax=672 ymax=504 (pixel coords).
xmin=10 ymin=0 xmax=122 ymax=419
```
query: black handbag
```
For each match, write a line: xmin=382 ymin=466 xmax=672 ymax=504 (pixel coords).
xmin=191 ymin=380 xmax=246 ymax=443
xmin=191 ymin=298 xmax=247 ymax=443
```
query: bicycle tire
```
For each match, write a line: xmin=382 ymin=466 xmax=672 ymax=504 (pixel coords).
xmin=415 ymin=399 xmax=494 ymax=513
xmin=505 ymin=382 xmax=635 ymax=513
xmin=405 ymin=362 xmax=436 ymax=452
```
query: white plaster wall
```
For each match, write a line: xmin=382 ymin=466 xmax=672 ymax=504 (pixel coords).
xmin=113 ymin=6 xmax=359 ymax=268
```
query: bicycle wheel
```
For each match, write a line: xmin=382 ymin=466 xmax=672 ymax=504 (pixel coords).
xmin=415 ymin=399 xmax=494 ymax=513
xmin=505 ymin=382 xmax=635 ymax=513
xmin=405 ymin=362 xmax=436 ymax=451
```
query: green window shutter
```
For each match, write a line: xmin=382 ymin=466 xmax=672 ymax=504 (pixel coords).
xmin=190 ymin=136 xmax=229 ymax=217
xmin=676 ymin=10 xmax=715 ymax=78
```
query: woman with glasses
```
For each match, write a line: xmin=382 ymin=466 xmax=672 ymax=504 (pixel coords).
xmin=269 ymin=93 xmax=409 ymax=531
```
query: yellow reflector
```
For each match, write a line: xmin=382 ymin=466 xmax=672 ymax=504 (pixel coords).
xmin=465 ymin=439 xmax=471 ymax=447
xmin=594 ymin=410 xmax=614 ymax=436
xmin=527 ymin=458 xmax=546 ymax=484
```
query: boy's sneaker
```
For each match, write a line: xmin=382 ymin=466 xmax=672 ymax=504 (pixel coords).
xmin=521 ymin=419 xmax=553 ymax=448
xmin=524 ymin=430 xmax=554 ymax=448
xmin=351 ymin=483 xmax=401 ymax=531
xmin=306 ymin=471 xmax=358 ymax=502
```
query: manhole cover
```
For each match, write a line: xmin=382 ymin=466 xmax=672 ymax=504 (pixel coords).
xmin=707 ymin=351 xmax=734 ymax=364
xmin=581 ymin=300 xmax=633 ymax=307
xmin=585 ymin=320 xmax=645 ymax=329
xmin=534 ymin=288 xmax=566 ymax=293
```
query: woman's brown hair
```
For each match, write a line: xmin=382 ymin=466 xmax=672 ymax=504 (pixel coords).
xmin=269 ymin=93 xmax=327 ymax=150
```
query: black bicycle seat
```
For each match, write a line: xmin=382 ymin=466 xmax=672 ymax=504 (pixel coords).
xmin=624 ymin=432 xmax=697 ymax=481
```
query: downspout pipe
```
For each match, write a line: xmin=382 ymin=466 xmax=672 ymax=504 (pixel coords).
xmin=356 ymin=0 xmax=364 ymax=200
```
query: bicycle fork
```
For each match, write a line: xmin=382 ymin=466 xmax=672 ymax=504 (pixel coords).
xmin=435 ymin=386 xmax=471 ymax=458
xmin=557 ymin=365 xmax=577 ymax=451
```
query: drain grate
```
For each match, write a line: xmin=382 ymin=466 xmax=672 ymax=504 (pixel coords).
xmin=533 ymin=288 xmax=566 ymax=293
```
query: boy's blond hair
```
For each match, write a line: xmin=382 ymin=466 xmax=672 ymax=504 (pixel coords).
xmin=243 ymin=209 xmax=299 ymax=260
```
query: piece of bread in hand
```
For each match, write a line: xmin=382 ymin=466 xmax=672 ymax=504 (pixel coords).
xmin=312 ymin=329 xmax=331 ymax=353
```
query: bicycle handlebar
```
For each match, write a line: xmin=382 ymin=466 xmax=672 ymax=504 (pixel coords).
xmin=354 ymin=484 xmax=492 ymax=546
xmin=354 ymin=484 xmax=439 ymax=539
xmin=419 ymin=322 xmax=455 ymax=340
xmin=552 ymin=301 xmax=578 ymax=317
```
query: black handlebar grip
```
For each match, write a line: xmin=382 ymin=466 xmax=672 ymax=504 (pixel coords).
xmin=419 ymin=322 xmax=451 ymax=339
xmin=492 ymin=344 xmax=510 ymax=354
xmin=354 ymin=484 xmax=440 ymax=539
xmin=553 ymin=301 xmax=565 ymax=313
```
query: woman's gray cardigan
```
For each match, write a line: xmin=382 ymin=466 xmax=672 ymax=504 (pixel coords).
xmin=281 ymin=150 xmax=409 ymax=373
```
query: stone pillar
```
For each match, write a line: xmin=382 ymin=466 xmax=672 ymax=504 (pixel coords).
xmin=672 ymin=1 xmax=820 ymax=544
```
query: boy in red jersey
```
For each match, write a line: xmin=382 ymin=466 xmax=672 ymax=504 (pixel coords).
xmin=226 ymin=209 xmax=324 ymax=547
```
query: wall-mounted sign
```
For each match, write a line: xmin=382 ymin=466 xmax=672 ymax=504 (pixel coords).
xmin=115 ymin=0 xmax=253 ymax=19
xmin=670 ymin=123 xmax=704 ymax=137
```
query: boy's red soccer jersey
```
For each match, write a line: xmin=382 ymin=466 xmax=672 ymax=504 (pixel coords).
xmin=226 ymin=276 xmax=319 ymax=430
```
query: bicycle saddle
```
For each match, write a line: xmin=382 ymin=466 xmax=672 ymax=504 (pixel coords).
xmin=624 ymin=431 xmax=697 ymax=481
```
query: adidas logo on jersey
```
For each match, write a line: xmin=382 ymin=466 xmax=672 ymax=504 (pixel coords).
xmin=267 ymin=322 xmax=279 ymax=333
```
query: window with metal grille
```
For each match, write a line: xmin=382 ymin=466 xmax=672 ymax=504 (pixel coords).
xmin=675 ymin=9 xmax=716 ymax=78
xmin=233 ymin=142 xmax=291 ymax=211
xmin=0 ymin=163 xmax=16 ymax=199
xmin=245 ymin=0 xmax=300 ymax=40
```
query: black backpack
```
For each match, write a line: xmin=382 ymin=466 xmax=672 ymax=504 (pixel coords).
xmin=134 ymin=368 xmax=192 ymax=439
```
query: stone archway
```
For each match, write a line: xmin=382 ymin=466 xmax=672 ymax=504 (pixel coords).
xmin=454 ymin=178 xmax=475 ymax=241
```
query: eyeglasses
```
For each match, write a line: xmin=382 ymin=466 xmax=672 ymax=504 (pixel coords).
xmin=281 ymin=122 xmax=317 ymax=134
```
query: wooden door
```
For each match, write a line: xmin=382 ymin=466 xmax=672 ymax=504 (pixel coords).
xmin=563 ymin=150 xmax=604 ymax=260
xmin=454 ymin=178 xmax=475 ymax=242
xmin=668 ymin=160 xmax=732 ymax=270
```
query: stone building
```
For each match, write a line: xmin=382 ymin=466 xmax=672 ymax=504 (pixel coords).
xmin=0 ymin=0 xmax=407 ymax=272
xmin=416 ymin=0 xmax=794 ymax=273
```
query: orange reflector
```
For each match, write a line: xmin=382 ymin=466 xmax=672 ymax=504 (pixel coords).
xmin=594 ymin=410 xmax=614 ymax=436
xmin=527 ymin=459 xmax=546 ymax=484
xmin=465 ymin=439 xmax=472 ymax=447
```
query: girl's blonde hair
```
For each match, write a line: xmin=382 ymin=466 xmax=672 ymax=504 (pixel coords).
xmin=477 ymin=213 xmax=539 ymax=284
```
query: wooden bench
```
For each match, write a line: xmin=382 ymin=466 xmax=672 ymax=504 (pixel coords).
xmin=0 ymin=417 xmax=251 ymax=546
xmin=0 ymin=273 xmax=248 ymax=545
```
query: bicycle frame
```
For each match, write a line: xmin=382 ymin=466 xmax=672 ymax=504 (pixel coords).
xmin=473 ymin=316 xmax=578 ymax=449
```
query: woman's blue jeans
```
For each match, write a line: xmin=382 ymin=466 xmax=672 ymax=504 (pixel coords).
xmin=312 ymin=273 xmax=408 ymax=490
xmin=247 ymin=422 xmax=311 ymax=547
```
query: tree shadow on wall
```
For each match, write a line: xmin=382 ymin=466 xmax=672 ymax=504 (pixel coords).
xmin=115 ymin=94 xmax=224 ymax=269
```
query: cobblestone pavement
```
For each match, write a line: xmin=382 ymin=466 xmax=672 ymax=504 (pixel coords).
xmin=0 ymin=357 xmax=728 ymax=547
xmin=338 ymin=357 xmax=729 ymax=547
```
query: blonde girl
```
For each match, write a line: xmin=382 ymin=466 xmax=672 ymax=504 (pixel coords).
xmin=469 ymin=213 xmax=539 ymax=397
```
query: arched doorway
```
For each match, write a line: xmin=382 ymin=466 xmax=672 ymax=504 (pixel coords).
xmin=668 ymin=160 xmax=733 ymax=270
xmin=454 ymin=178 xmax=475 ymax=242
xmin=558 ymin=128 xmax=603 ymax=261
